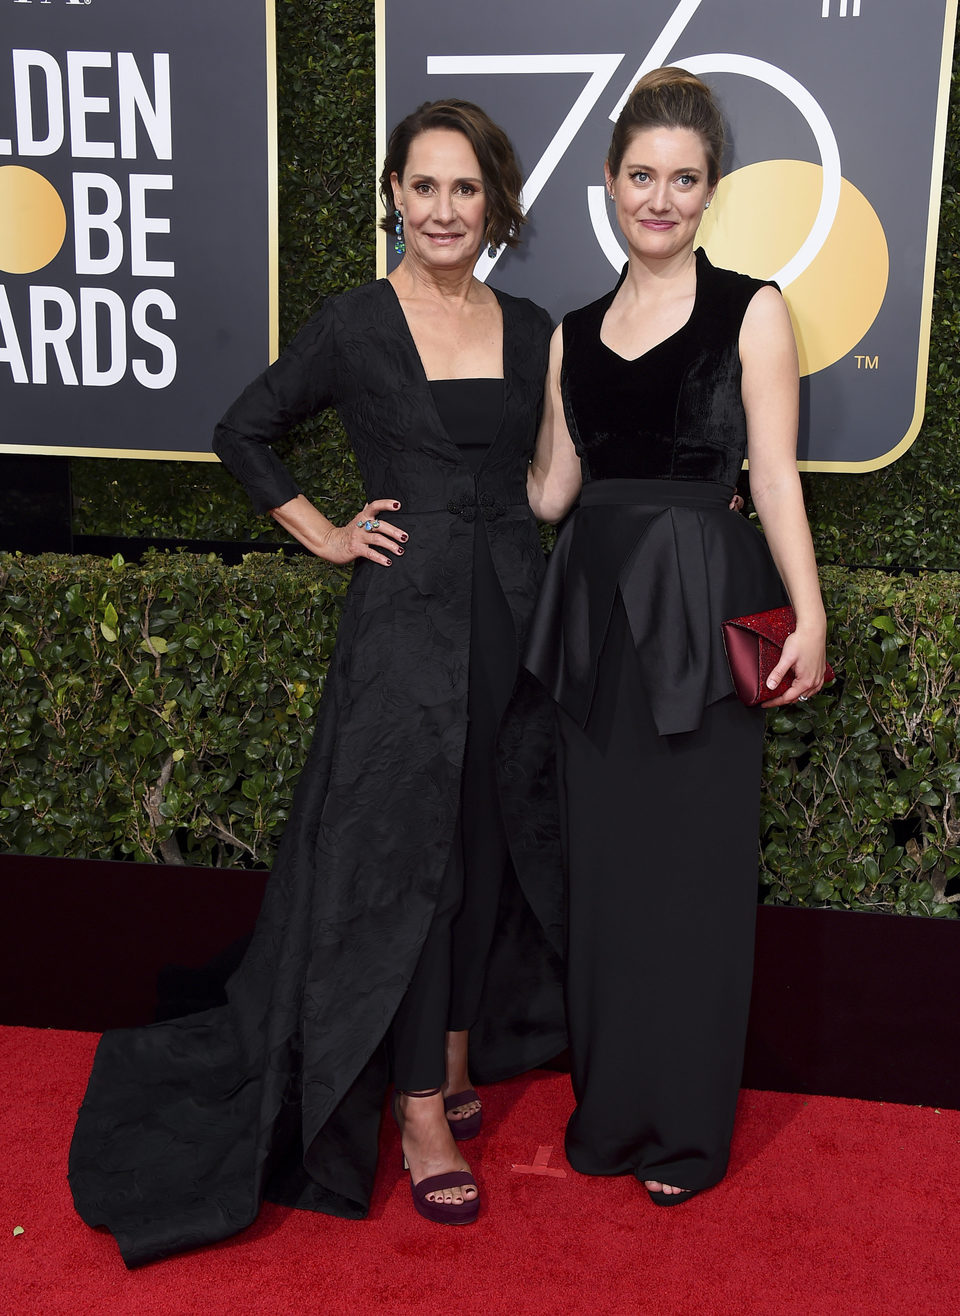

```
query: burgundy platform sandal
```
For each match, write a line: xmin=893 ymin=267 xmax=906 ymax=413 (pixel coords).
xmin=444 ymin=1088 xmax=482 ymax=1142
xmin=393 ymin=1087 xmax=480 ymax=1226
xmin=645 ymin=1184 xmax=704 ymax=1207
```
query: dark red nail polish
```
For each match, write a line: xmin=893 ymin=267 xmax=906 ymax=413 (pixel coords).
xmin=400 ymin=533 xmax=408 ymax=542
xmin=393 ymin=502 xmax=400 ymax=509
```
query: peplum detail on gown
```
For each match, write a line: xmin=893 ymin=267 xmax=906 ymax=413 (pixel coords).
xmin=525 ymin=251 xmax=787 ymax=738
xmin=526 ymin=479 xmax=787 ymax=737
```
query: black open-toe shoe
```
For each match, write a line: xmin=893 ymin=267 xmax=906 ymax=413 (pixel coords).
xmin=393 ymin=1087 xmax=480 ymax=1226
xmin=645 ymin=1185 xmax=704 ymax=1207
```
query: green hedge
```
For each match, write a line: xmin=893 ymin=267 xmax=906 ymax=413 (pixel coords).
xmin=762 ymin=567 xmax=960 ymax=917
xmin=1 ymin=552 xmax=957 ymax=916
xmin=68 ymin=3 xmax=960 ymax=571
xmin=0 ymin=551 xmax=347 ymax=868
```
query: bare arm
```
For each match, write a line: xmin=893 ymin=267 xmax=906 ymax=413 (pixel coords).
xmin=740 ymin=286 xmax=827 ymax=706
xmin=527 ymin=325 xmax=583 ymax=523
xmin=270 ymin=495 xmax=406 ymax=567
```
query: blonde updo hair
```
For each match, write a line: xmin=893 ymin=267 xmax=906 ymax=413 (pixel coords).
xmin=607 ymin=67 xmax=725 ymax=185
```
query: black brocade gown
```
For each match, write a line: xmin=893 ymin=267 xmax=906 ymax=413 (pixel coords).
xmin=526 ymin=250 xmax=787 ymax=1193
xmin=68 ymin=283 xmax=565 ymax=1267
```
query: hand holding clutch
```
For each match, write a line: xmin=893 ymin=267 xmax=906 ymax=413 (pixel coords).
xmin=722 ymin=605 xmax=835 ymax=707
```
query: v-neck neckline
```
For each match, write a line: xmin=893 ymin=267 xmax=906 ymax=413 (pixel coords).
xmin=380 ymin=279 xmax=509 ymax=470
xmin=597 ymin=248 xmax=703 ymax=365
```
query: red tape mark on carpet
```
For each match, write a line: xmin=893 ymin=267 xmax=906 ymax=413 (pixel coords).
xmin=511 ymin=1144 xmax=567 ymax=1177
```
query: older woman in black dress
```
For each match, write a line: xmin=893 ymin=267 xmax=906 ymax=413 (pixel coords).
xmin=527 ymin=68 xmax=827 ymax=1205
xmin=69 ymin=100 xmax=564 ymax=1262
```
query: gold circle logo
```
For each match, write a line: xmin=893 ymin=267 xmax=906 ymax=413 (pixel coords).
xmin=699 ymin=159 xmax=889 ymax=376
xmin=0 ymin=165 xmax=68 ymax=275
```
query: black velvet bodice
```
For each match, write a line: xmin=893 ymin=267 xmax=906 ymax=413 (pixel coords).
xmin=561 ymin=249 xmax=775 ymax=486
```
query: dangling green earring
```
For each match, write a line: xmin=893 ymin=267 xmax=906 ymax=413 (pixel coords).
xmin=394 ymin=209 xmax=405 ymax=255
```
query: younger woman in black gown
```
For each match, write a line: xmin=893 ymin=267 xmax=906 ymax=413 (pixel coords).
xmin=69 ymin=102 xmax=564 ymax=1262
xmin=526 ymin=68 xmax=828 ymax=1204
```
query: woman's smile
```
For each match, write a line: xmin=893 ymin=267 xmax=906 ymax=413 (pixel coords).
xmin=606 ymin=125 xmax=715 ymax=262
xmin=392 ymin=128 xmax=488 ymax=271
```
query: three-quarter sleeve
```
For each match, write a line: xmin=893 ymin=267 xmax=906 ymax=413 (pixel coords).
xmin=212 ymin=301 xmax=338 ymax=514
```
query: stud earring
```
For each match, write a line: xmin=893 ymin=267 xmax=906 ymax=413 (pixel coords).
xmin=393 ymin=209 xmax=405 ymax=256
xmin=487 ymin=241 xmax=498 ymax=258
xmin=704 ymin=200 xmax=711 ymax=209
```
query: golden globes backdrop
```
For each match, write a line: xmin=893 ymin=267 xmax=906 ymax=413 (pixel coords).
xmin=379 ymin=0 xmax=957 ymax=470
xmin=0 ymin=0 xmax=277 ymax=460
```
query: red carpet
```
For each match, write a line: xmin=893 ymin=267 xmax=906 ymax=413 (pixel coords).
xmin=4 ymin=1026 xmax=958 ymax=1315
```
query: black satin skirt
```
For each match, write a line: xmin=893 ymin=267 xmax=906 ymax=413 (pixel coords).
xmin=558 ymin=597 xmax=765 ymax=1190
xmin=526 ymin=478 xmax=787 ymax=737
xmin=526 ymin=478 xmax=781 ymax=1190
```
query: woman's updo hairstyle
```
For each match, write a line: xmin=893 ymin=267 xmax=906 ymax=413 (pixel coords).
xmin=607 ymin=67 xmax=725 ymax=185
xmin=379 ymin=99 xmax=526 ymax=251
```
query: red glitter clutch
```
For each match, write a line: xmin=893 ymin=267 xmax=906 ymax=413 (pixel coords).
xmin=722 ymin=605 xmax=835 ymax=706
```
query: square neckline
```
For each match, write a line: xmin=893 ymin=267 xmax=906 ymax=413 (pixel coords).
xmin=380 ymin=278 xmax=506 ymax=383
xmin=379 ymin=279 xmax=508 ymax=472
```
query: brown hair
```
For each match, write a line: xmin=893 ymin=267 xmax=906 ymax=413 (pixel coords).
xmin=378 ymin=99 xmax=525 ymax=251
xmin=607 ymin=67 xmax=725 ymax=184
